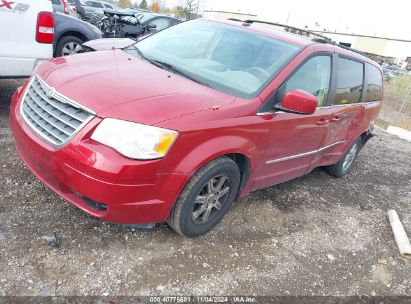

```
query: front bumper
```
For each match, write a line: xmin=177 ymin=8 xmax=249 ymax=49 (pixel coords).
xmin=9 ymin=89 xmax=189 ymax=224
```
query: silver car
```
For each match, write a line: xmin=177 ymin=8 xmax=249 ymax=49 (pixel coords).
xmin=83 ymin=0 xmax=115 ymax=20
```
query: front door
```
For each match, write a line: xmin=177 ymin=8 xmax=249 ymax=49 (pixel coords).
xmin=254 ymin=55 xmax=333 ymax=189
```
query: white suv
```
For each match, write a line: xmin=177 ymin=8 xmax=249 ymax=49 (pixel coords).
xmin=0 ymin=0 xmax=54 ymax=77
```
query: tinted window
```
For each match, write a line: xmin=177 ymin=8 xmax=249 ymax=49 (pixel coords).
xmin=51 ymin=0 xmax=61 ymax=4
xmin=334 ymin=57 xmax=364 ymax=105
xmin=364 ymin=64 xmax=382 ymax=101
xmin=278 ymin=56 xmax=331 ymax=107
xmin=104 ymin=4 xmax=113 ymax=9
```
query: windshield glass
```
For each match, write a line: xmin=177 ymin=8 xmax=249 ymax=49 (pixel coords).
xmin=138 ymin=13 xmax=155 ymax=23
xmin=126 ymin=19 xmax=302 ymax=98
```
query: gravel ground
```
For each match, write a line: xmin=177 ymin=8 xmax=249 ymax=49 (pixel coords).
xmin=0 ymin=79 xmax=410 ymax=297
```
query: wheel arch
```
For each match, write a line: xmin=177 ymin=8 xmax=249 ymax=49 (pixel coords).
xmin=225 ymin=153 xmax=251 ymax=194
xmin=169 ymin=136 xmax=257 ymax=196
xmin=55 ymin=31 xmax=88 ymax=56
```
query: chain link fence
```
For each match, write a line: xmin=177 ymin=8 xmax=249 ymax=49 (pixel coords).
xmin=379 ymin=75 xmax=411 ymax=131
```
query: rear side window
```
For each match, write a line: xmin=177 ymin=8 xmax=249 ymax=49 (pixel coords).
xmin=277 ymin=56 xmax=331 ymax=107
xmin=364 ymin=64 xmax=383 ymax=101
xmin=334 ymin=57 xmax=364 ymax=105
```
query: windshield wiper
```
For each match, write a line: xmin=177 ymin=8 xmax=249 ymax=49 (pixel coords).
xmin=153 ymin=60 xmax=211 ymax=87
xmin=133 ymin=47 xmax=211 ymax=88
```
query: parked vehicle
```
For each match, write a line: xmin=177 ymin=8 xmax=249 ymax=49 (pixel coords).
xmin=82 ymin=37 xmax=136 ymax=52
xmin=52 ymin=0 xmax=67 ymax=14
xmin=54 ymin=12 xmax=102 ymax=57
xmin=82 ymin=0 xmax=115 ymax=20
xmin=10 ymin=19 xmax=383 ymax=237
xmin=382 ymin=64 xmax=407 ymax=81
xmin=0 ymin=0 xmax=54 ymax=77
xmin=90 ymin=10 xmax=180 ymax=39
xmin=51 ymin=0 xmax=77 ymax=17
xmin=67 ymin=0 xmax=87 ymax=19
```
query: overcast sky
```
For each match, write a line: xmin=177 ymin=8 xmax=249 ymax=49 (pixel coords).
xmin=137 ymin=0 xmax=410 ymax=39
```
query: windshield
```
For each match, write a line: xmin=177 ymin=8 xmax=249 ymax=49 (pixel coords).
xmin=138 ymin=13 xmax=155 ymax=23
xmin=125 ymin=19 xmax=302 ymax=98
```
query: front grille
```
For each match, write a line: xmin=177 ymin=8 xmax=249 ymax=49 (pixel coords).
xmin=21 ymin=76 xmax=94 ymax=146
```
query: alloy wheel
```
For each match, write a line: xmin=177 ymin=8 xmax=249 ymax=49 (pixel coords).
xmin=62 ymin=42 xmax=82 ymax=56
xmin=342 ymin=142 xmax=358 ymax=171
xmin=192 ymin=175 xmax=231 ymax=224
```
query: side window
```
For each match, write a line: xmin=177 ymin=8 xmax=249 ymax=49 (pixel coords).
xmin=51 ymin=0 xmax=61 ymax=4
xmin=85 ymin=1 xmax=93 ymax=6
xmin=278 ymin=56 xmax=331 ymax=107
xmin=364 ymin=63 xmax=383 ymax=102
xmin=104 ymin=4 xmax=113 ymax=9
xmin=149 ymin=18 xmax=171 ymax=31
xmin=334 ymin=57 xmax=364 ymax=105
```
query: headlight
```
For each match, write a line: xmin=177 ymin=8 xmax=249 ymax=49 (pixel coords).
xmin=91 ymin=118 xmax=178 ymax=160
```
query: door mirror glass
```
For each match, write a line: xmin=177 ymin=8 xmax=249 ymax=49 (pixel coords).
xmin=276 ymin=89 xmax=318 ymax=115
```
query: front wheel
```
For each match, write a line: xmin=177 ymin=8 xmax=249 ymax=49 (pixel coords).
xmin=325 ymin=137 xmax=362 ymax=177
xmin=167 ymin=157 xmax=241 ymax=237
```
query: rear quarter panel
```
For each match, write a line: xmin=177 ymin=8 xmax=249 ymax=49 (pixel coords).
xmin=54 ymin=13 xmax=101 ymax=44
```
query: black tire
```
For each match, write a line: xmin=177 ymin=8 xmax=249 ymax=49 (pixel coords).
xmin=55 ymin=36 xmax=84 ymax=57
xmin=325 ymin=137 xmax=362 ymax=177
xmin=167 ymin=157 xmax=241 ymax=237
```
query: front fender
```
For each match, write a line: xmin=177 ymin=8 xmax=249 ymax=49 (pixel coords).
xmin=168 ymin=135 xmax=258 ymax=184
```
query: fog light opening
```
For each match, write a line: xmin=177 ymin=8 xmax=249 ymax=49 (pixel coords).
xmin=82 ymin=196 xmax=107 ymax=211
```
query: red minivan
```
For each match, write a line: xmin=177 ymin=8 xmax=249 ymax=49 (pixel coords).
xmin=10 ymin=19 xmax=383 ymax=237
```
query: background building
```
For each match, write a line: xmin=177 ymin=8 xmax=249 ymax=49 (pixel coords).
xmin=312 ymin=31 xmax=411 ymax=63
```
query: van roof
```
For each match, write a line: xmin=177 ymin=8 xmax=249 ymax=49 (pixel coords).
xmin=208 ymin=18 xmax=380 ymax=68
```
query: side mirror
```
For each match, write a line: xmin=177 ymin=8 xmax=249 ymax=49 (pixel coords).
xmin=147 ymin=24 xmax=157 ymax=29
xmin=275 ymin=89 xmax=318 ymax=115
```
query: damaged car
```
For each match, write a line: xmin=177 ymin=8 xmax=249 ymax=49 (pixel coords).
xmin=10 ymin=19 xmax=383 ymax=237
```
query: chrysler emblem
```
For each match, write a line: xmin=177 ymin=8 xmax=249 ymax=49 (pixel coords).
xmin=45 ymin=87 xmax=56 ymax=99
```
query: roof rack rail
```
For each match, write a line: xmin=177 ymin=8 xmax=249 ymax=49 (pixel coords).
xmin=241 ymin=19 xmax=333 ymax=42
xmin=227 ymin=18 xmax=243 ymax=22
xmin=335 ymin=43 xmax=367 ymax=56
xmin=231 ymin=19 xmax=368 ymax=57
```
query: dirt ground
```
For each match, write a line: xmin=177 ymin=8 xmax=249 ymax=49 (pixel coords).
xmin=0 ymin=79 xmax=410 ymax=297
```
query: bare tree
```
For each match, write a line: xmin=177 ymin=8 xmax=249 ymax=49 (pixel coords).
xmin=181 ymin=0 xmax=200 ymax=20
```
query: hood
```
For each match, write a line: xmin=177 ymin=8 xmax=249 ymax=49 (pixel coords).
xmin=36 ymin=50 xmax=236 ymax=125
xmin=83 ymin=38 xmax=136 ymax=51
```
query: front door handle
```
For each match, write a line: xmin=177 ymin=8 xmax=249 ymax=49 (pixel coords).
xmin=316 ymin=119 xmax=329 ymax=126
xmin=330 ymin=116 xmax=340 ymax=122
